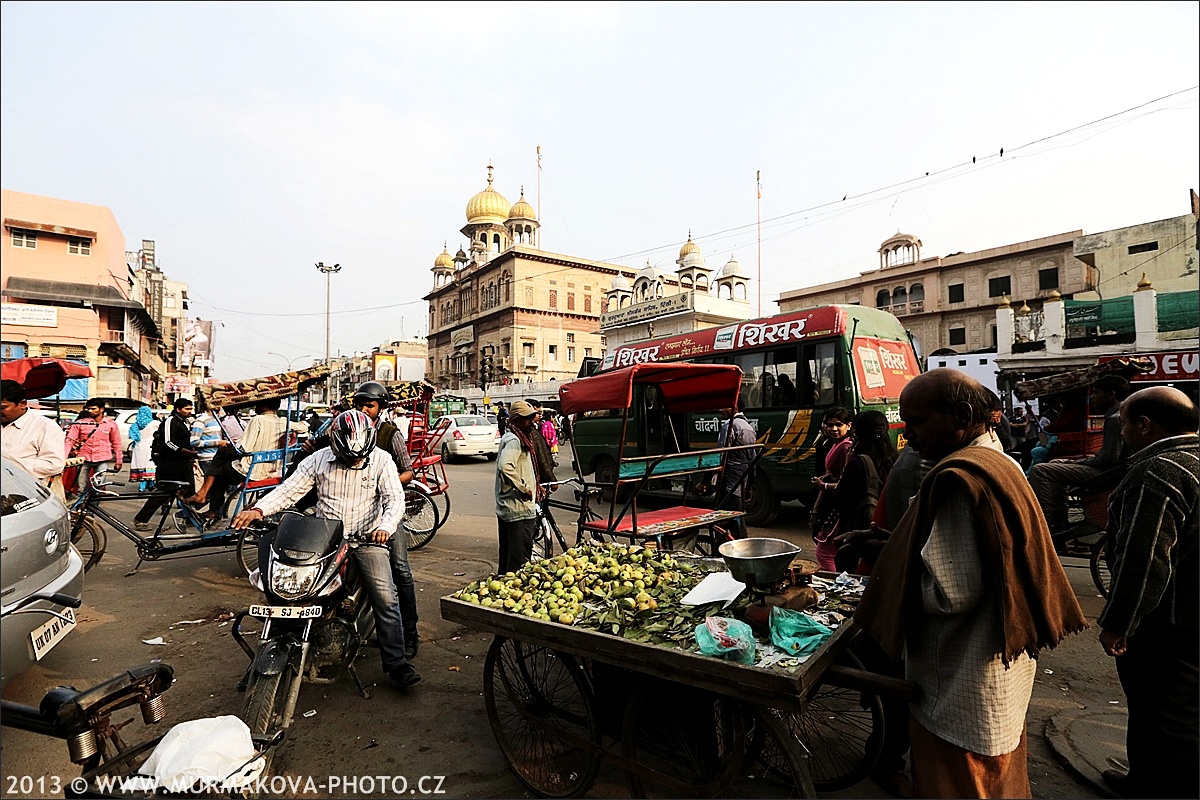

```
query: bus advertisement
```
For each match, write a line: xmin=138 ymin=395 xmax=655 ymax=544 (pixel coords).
xmin=574 ymin=305 xmax=921 ymax=525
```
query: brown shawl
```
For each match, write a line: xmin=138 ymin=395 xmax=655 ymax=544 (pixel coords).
xmin=854 ymin=446 xmax=1088 ymax=665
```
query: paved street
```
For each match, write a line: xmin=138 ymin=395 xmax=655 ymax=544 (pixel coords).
xmin=2 ymin=451 xmax=1124 ymax=798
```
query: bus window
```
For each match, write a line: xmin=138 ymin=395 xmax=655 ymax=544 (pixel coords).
xmin=732 ymin=351 xmax=767 ymax=408
xmin=767 ymin=346 xmax=799 ymax=408
xmin=804 ymin=341 xmax=839 ymax=406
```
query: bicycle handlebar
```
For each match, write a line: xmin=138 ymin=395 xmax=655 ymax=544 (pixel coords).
xmin=539 ymin=477 xmax=582 ymax=490
xmin=2 ymin=592 xmax=83 ymax=619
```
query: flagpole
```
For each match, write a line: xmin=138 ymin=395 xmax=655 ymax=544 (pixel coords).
xmin=756 ymin=170 xmax=762 ymax=317
xmin=537 ymin=146 xmax=542 ymax=242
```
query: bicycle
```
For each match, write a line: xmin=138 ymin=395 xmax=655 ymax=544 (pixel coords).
xmin=531 ymin=478 xmax=608 ymax=561
xmin=68 ymin=471 xmax=246 ymax=577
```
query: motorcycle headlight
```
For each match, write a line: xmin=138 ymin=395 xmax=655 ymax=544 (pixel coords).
xmin=269 ymin=562 xmax=322 ymax=600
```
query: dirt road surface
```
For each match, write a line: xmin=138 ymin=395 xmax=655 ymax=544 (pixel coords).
xmin=2 ymin=451 xmax=1122 ymax=798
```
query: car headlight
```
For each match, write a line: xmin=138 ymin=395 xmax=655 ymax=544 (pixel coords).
xmin=269 ymin=562 xmax=322 ymax=600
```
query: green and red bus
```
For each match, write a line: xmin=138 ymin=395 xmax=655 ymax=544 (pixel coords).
xmin=570 ymin=304 xmax=921 ymax=525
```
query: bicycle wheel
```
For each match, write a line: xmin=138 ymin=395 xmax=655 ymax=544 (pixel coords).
xmin=743 ymin=705 xmax=817 ymax=798
xmin=404 ymin=486 xmax=441 ymax=551
xmin=483 ymin=636 xmax=601 ymax=799
xmin=237 ymin=528 xmax=262 ymax=577
xmin=532 ymin=515 xmax=555 ymax=562
xmin=621 ymin=678 xmax=747 ymax=798
xmin=431 ymin=487 xmax=450 ymax=530
xmin=774 ymin=650 xmax=883 ymax=792
xmin=1090 ymin=535 xmax=1111 ymax=598
xmin=71 ymin=516 xmax=107 ymax=573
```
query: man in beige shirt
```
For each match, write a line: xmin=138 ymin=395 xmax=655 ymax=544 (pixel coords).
xmin=1 ymin=380 xmax=66 ymax=493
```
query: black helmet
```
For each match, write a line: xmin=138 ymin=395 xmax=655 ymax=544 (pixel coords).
xmin=353 ymin=381 xmax=389 ymax=404
xmin=329 ymin=410 xmax=377 ymax=468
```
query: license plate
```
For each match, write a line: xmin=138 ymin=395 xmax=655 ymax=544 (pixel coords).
xmin=31 ymin=607 xmax=77 ymax=660
xmin=249 ymin=605 xmax=322 ymax=619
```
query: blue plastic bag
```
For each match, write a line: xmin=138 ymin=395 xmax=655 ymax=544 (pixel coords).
xmin=769 ymin=606 xmax=832 ymax=657
xmin=695 ymin=616 xmax=756 ymax=664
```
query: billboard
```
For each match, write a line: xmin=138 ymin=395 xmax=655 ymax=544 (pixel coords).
xmin=373 ymin=353 xmax=398 ymax=382
xmin=180 ymin=319 xmax=212 ymax=367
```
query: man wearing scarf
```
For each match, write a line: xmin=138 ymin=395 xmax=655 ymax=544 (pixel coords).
xmin=494 ymin=400 xmax=541 ymax=574
xmin=853 ymin=369 xmax=1088 ymax=798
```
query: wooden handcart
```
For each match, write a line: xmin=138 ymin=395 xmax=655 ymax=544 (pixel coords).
xmin=442 ymin=581 xmax=908 ymax=799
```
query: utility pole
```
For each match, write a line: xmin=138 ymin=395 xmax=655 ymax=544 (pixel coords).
xmin=756 ymin=170 xmax=762 ymax=318
xmin=315 ymin=261 xmax=341 ymax=403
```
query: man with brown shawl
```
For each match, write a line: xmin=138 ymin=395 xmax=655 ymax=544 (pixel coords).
xmin=854 ymin=369 xmax=1088 ymax=798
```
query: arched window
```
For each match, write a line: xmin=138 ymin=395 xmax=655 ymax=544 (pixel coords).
xmin=502 ymin=271 xmax=511 ymax=302
xmin=876 ymin=289 xmax=891 ymax=308
xmin=909 ymin=283 xmax=925 ymax=302
xmin=584 ymin=296 xmax=592 ymax=313
xmin=892 ymin=286 xmax=908 ymax=305
xmin=567 ymin=293 xmax=575 ymax=311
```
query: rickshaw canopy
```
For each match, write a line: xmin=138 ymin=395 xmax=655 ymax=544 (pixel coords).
xmin=558 ymin=363 xmax=743 ymax=416
xmin=1013 ymin=356 xmax=1154 ymax=402
xmin=0 ymin=357 xmax=93 ymax=399
xmin=195 ymin=365 xmax=330 ymax=410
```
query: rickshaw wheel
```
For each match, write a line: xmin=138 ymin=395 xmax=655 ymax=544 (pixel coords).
xmin=621 ymin=678 xmax=747 ymax=798
xmin=771 ymin=650 xmax=884 ymax=791
xmin=742 ymin=704 xmax=817 ymax=798
xmin=1090 ymin=535 xmax=1111 ymax=597
xmin=403 ymin=485 xmax=441 ymax=550
xmin=483 ymin=636 xmax=601 ymax=799
xmin=236 ymin=528 xmax=261 ymax=577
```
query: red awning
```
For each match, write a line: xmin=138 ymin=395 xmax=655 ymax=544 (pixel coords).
xmin=557 ymin=363 xmax=743 ymax=415
xmin=0 ymin=357 xmax=93 ymax=399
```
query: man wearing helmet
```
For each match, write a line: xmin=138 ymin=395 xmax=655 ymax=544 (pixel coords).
xmin=231 ymin=410 xmax=420 ymax=689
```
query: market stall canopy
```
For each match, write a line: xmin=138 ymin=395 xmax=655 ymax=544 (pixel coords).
xmin=195 ymin=365 xmax=330 ymax=410
xmin=0 ymin=357 xmax=93 ymax=399
xmin=1013 ymin=356 xmax=1154 ymax=402
xmin=558 ymin=363 xmax=744 ymax=415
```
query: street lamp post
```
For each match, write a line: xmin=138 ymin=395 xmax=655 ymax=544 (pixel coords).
xmin=315 ymin=262 xmax=341 ymax=403
xmin=267 ymin=352 xmax=313 ymax=372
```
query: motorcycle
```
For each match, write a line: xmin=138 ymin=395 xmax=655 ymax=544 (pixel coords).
xmin=231 ymin=512 xmax=378 ymax=749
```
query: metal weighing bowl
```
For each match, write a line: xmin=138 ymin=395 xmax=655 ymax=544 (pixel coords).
xmin=718 ymin=538 xmax=803 ymax=588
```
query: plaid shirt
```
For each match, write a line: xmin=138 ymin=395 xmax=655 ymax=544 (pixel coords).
xmin=1099 ymin=433 xmax=1199 ymax=637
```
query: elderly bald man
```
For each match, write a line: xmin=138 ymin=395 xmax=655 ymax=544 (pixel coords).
xmin=1097 ymin=386 xmax=1198 ymax=799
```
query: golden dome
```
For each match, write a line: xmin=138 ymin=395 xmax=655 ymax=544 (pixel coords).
xmin=433 ymin=243 xmax=454 ymax=269
xmin=465 ymin=164 xmax=511 ymax=225
xmin=679 ymin=232 xmax=701 ymax=260
xmin=508 ymin=189 xmax=537 ymax=221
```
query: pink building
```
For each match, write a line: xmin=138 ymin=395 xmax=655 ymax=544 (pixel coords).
xmin=1 ymin=189 xmax=165 ymax=404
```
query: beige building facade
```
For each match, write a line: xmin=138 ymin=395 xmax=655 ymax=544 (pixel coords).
xmin=425 ymin=166 xmax=620 ymax=392
xmin=1 ymin=189 xmax=167 ymax=404
xmin=1073 ymin=211 xmax=1197 ymax=299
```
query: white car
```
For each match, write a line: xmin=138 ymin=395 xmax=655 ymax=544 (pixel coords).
xmin=111 ymin=407 xmax=169 ymax=458
xmin=433 ymin=414 xmax=499 ymax=462
xmin=1 ymin=457 xmax=85 ymax=687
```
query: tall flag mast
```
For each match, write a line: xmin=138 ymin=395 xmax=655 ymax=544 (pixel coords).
xmin=756 ymin=170 xmax=762 ymax=317
xmin=537 ymin=146 xmax=542 ymax=235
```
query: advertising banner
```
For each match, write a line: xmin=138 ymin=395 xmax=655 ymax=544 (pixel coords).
xmin=180 ymin=319 xmax=213 ymax=367
xmin=373 ymin=353 xmax=398 ymax=382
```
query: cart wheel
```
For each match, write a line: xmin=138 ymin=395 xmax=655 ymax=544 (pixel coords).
xmin=743 ymin=704 xmax=817 ymax=798
xmin=71 ymin=516 xmax=107 ymax=573
xmin=1090 ymin=535 xmax=1111 ymax=598
xmin=431 ymin=486 xmax=451 ymax=530
xmin=403 ymin=486 xmax=441 ymax=551
xmin=773 ymin=650 xmax=884 ymax=792
xmin=483 ymin=637 xmax=601 ymax=798
xmin=621 ymin=678 xmax=747 ymax=798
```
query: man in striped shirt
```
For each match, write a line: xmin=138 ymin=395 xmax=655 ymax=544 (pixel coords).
xmin=231 ymin=410 xmax=420 ymax=689
xmin=1097 ymin=386 xmax=1198 ymax=799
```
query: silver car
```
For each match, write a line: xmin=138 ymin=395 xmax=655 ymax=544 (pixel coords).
xmin=1 ymin=457 xmax=85 ymax=687
xmin=434 ymin=414 xmax=500 ymax=462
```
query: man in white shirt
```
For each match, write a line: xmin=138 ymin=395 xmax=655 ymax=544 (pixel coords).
xmin=1 ymin=380 xmax=66 ymax=492
xmin=231 ymin=410 xmax=419 ymax=689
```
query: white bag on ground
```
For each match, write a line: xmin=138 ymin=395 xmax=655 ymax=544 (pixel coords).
xmin=140 ymin=715 xmax=265 ymax=789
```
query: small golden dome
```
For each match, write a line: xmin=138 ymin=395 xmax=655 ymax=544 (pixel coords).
xmin=508 ymin=189 xmax=536 ymax=221
xmin=465 ymin=164 xmax=511 ymax=224
xmin=433 ymin=244 xmax=454 ymax=269
xmin=1136 ymin=273 xmax=1153 ymax=291
xmin=679 ymin=232 xmax=701 ymax=260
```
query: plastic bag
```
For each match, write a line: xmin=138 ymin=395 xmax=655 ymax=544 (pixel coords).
xmin=695 ymin=616 xmax=756 ymax=664
xmin=769 ymin=606 xmax=832 ymax=657
xmin=140 ymin=715 xmax=265 ymax=790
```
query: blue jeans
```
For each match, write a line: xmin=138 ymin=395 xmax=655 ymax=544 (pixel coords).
xmin=389 ymin=527 xmax=419 ymax=638
xmin=351 ymin=544 xmax=409 ymax=674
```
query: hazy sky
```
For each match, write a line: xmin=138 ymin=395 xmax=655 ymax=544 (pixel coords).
xmin=2 ymin=2 xmax=1197 ymax=381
